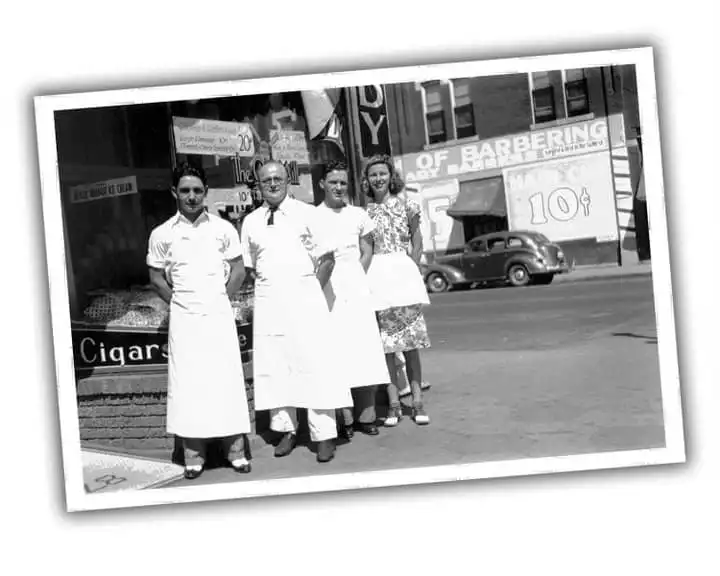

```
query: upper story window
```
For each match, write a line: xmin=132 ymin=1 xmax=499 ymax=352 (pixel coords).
xmin=452 ymin=78 xmax=476 ymax=139
xmin=530 ymin=71 xmax=558 ymax=124
xmin=564 ymin=68 xmax=590 ymax=117
xmin=424 ymin=81 xmax=448 ymax=144
xmin=529 ymin=68 xmax=592 ymax=125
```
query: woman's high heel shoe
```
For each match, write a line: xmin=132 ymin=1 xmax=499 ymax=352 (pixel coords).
xmin=412 ymin=402 xmax=430 ymax=426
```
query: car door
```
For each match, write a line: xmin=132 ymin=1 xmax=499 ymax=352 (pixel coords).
xmin=483 ymin=236 xmax=509 ymax=280
xmin=462 ymin=239 xmax=492 ymax=281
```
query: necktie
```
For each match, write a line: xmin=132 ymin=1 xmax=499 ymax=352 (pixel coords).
xmin=267 ymin=205 xmax=279 ymax=226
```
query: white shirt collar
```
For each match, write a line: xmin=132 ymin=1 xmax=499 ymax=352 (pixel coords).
xmin=172 ymin=209 xmax=210 ymax=227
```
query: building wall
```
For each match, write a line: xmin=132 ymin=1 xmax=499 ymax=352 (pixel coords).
xmin=385 ymin=65 xmax=647 ymax=267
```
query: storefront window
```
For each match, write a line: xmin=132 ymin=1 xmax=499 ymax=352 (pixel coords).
xmin=57 ymin=91 xmax=349 ymax=334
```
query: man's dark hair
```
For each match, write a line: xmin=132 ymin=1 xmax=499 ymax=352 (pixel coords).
xmin=322 ymin=161 xmax=349 ymax=180
xmin=172 ymin=162 xmax=208 ymax=188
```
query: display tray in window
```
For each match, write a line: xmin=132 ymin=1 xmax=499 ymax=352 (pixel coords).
xmin=80 ymin=287 xmax=255 ymax=328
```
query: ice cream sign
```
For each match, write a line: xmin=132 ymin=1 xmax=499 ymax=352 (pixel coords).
xmin=172 ymin=117 xmax=255 ymax=158
xmin=396 ymin=116 xmax=624 ymax=183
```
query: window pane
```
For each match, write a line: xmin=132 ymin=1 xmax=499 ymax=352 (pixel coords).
xmin=426 ymin=85 xmax=443 ymax=112
xmin=428 ymin=113 xmax=445 ymax=134
xmin=565 ymin=68 xmax=585 ymax=83
xmin=531 ymin=71 xmax=552 ymax=89
xmin=455 ymin=106 xmax=474 ymax=127
xmin=453 ymin=79 xmax=471 ymax=106
xmin=533 ymin=87 xmax=556 ymax=122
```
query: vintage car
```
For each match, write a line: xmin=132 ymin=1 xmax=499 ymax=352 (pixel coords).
xmin=421 ymin=231 xmax=571 ymax=293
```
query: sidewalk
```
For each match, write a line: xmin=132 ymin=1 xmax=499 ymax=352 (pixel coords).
xmin=554 ymin=261 xmax=652 ymax=284
xmin=154 ymin=331 xmax=665 ymax=487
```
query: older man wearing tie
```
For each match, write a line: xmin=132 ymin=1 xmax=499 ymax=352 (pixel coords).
xmin=240 ymin=161 xmax=352 ymax=463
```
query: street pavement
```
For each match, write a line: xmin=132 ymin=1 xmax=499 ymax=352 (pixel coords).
xmin=161 ymin=266 xmax=664 ymax=488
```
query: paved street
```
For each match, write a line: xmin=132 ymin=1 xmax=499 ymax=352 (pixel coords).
xmin=164 ymin=272 xmax=664 ymax=487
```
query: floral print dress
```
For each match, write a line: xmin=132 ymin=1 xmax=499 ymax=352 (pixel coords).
xmin=366 ymin=195 xmax=431 ymax=354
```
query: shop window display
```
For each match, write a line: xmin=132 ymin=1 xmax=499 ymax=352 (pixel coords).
xmin=58 ymin=92 xmax=348 ymax=372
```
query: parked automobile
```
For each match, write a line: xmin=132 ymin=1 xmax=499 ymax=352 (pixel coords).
xmin=421 ymin=230 xmax=571 ymax=293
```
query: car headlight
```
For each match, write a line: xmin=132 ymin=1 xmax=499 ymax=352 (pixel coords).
xmin=558 ymin=250 xmax=565 ymax=258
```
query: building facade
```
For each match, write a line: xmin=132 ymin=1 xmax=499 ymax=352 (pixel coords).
xmin=384 ymin=65 xmax=650 ymax=267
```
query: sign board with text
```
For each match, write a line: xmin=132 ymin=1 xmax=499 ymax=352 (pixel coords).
xmin=395 ymin=116 xmax=624 ymax=184
xmin=356 ymin=85 xmax=391 ymax=157
xmin=72 ymin=324 xmax=253 ymax=375
xmin=70 ymin=176 xmax=138 ymax=204
xmin=503 ymin=152 xmax=619 ymax=242
xmin=269 ymin=130 xmax=310 ymax=165
xmin=173 ymin=117 xmax=255 ymax=157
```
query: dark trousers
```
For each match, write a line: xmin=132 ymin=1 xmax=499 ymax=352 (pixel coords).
xmin=183 ymin=435 xmax=246 ymax=467
xmin=340 ymin=385 xmax=378 ymax=426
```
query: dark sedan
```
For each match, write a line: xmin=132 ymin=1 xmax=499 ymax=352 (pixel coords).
xmin=421 ymin=231 xmax=571 ymax=293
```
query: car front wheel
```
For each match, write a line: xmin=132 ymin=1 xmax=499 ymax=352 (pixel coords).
xmin=507 ymin=264 xmax=530 ymax=287
xmin=426 ymin=272 xmax=450 ymax=293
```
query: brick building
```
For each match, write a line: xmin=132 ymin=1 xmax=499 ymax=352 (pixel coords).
xmin=383 ymin=65 xmax=650 ymax=266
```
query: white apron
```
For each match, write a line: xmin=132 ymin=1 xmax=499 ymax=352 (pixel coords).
xmin=165 ymin=223 xmax=251 ymax=438
xmin=251 ymin=219 xmax=353 ymax=411
xmin=317 ymin=206 xmax=391 ymax=388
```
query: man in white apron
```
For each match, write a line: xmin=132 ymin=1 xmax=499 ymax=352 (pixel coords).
xmin=240 ymin=161 xmax=351 ymax=463
xmin=315 ymin=162 xmax=390 ymax=439
xmin=147 ymin=163 xmax=252 ymax=479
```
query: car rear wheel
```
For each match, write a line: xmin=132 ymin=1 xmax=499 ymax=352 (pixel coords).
xmin=426 ymin=272 xmax=450 ymax=293
xmin=507 ymin=264 xmax=530 ymax=287
xmin=533 ymin=273 xmax=554 ymax=285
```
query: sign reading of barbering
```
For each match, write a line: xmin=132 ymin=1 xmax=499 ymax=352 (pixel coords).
xmin=70 ymin=176 xmax=138 ymax=204
xmin=172 ymin=117 xmax=255 ymax=157
xmin=397 ymin=117 xmax=616 ymax=183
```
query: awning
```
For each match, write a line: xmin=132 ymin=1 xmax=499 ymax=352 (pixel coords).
xmin=446 ymin=177 xmax=507 ymax=218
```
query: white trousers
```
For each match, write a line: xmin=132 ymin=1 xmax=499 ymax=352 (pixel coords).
xmin=270 ymin=407 xmax=337 ymax=442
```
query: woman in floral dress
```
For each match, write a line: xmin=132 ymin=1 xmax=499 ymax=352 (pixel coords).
xmin=364 ymin=154 xmax=431 ymax=426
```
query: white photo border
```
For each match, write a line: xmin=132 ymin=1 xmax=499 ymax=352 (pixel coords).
xmin=34 ymin=46 xmax=685 ymax=513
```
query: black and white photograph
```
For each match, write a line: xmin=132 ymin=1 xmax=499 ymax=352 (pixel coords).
xmin=32 ymin=47 xmax=685 ymax=513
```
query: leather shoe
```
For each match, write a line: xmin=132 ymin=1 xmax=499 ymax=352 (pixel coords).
xmin=274 ymin=432 xmax=297 ymax=458
xmin=316 ymin=440 xmax=336 ymax=463
xmin=184 ymin=466 xmax=204 ymax=480
xmin=339 ymin=423 xmax=354 ymax=441
xmin=356 ymin=423 xmax=379 ymax=436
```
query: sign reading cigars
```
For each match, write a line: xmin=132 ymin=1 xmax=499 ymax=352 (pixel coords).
xmin=73 ymin=324 xmax=253 ymax=374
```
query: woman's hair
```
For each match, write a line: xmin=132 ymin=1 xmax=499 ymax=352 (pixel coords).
xmin=172 ymin=161 xmax=208 ymax=188
xmin=362 ymin=154 xmax=405 ymax=200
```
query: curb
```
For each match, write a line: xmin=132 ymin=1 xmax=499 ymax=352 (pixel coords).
xmin=554 ymin=269 xmax=653 ymax=285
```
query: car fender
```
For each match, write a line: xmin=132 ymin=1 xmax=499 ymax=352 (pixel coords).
xmin=424 ymin=263 xmax=468 ymax=284
xmin=504 ymin=255 xmax=546 ymax=275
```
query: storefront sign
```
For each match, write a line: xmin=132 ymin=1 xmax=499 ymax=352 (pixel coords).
xmin=270 ymin=130 xmax=310 ymax=165
xmin=70 ymin=176 xmax=138 ymax=204
xmin=231 ymin=155 xmax=301 ymax=187
xmin=72 ymin=325 xmax=253 ymax=374
xmin=172 ymin=117 xmax=255 ymax=158
xmin=357 ymin=85 xmax=391 ymax=157
xmin=411 ymin=180 xmax=463 ymax=253
xmin=397 ymin=117 xmax=613 ymax=183
xmin=503 ymin=151 xmax=619 ymax=243
xmin=206 ymin=186 xmax=254 ymax=212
